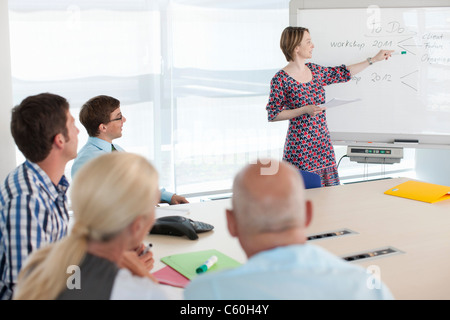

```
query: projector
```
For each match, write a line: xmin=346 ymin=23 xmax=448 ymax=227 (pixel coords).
xmin=347 ymin=145 xmax=403 ymax=164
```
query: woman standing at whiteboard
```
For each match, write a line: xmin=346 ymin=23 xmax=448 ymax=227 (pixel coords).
xmin=266 ymin=26 xmax=393 ymax=186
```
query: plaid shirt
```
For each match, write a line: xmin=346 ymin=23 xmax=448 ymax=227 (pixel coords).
xmin=0 ymin=161 xmax=69 ymax=300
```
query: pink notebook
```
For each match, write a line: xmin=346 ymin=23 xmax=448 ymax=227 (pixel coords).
xmin=152 ymin=266 xmax=190 ymax=288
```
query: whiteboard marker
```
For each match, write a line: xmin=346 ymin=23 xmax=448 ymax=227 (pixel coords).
xmin=392 ymin=51 xmax=407 ymax=55
xmin=139 ymin=243 xmax=152 ymax=256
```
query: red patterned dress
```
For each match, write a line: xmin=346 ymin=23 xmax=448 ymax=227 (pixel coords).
xmin=266 ymin=63 xmax=351 ymax=186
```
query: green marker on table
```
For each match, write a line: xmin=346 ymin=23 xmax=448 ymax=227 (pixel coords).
xmin=196 ymin=255 xmax=218 ymax=274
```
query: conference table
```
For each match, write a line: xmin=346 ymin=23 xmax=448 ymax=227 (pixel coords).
xmin=147 ymin=177 xmax=450 ymax=300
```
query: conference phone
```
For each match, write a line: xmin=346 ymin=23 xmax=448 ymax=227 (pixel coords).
xmin=149 ymin=215 xmax=214 ymax=240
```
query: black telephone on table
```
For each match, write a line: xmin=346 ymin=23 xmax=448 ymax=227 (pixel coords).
xmin=149 ymin=216 xmax=214 ymax=240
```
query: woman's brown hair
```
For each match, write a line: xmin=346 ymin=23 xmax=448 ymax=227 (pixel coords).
xmin=280 ymin=26 xmax=310 ymax=62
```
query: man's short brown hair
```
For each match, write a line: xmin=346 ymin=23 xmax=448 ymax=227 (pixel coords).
xmin=79 ymin=95 xmax=120 ymax=137
xmin=11 ymin=93 xmax=69 ymax=163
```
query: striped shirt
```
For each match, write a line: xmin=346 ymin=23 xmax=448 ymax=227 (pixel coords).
xmin=0 ymin=161 xmax=70 ymax=300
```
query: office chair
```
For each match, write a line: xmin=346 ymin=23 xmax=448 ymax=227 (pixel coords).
xmin=299 ymin=170 xmax=322 ymax=189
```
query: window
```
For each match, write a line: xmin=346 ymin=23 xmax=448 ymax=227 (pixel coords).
xmin=8 ymin=0 xmax=415 ymax=198
xmin=9 ymin=0 xmax=290 ymax=197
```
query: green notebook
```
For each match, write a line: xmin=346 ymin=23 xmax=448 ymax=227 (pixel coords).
xmin=161 ymin=249 xmax=241 ymax=280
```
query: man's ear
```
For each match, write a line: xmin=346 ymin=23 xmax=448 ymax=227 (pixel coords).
xmin=226 ymin=209 xmax=238 ymax=238
xmin=98 ymin=123 xmax=107 ymax=133
xmin=304 ymin=200 xmax=313 ymax=228
xmin=53 ymin=133 xmax=65 ymax=149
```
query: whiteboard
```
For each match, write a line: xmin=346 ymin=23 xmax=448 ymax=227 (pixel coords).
xmin=292 ymin=2 xmax=450 ymax=147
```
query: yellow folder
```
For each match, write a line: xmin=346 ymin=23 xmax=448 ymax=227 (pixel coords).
xmin=384 ymin=180 xmax=450 ymax=203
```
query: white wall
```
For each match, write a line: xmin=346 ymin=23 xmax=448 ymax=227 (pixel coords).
xmin=0 ymin=1 xmax=16 ymax=181
xmin=415 ymin=149 xmax=450 ymax=186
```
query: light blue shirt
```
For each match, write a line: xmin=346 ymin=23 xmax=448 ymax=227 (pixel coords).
xmin=71 ymin=137 xmax=174 ymax=203
xmin=184 ymin=244 xmax=394 ymax=300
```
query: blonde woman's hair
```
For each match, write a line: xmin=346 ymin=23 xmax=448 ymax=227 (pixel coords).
xmin=13 ymin=152 xmax=159 ymax=300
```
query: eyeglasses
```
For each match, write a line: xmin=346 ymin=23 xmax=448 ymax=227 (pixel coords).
xmin=106 ymin=115 xmax=123 ymax=123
